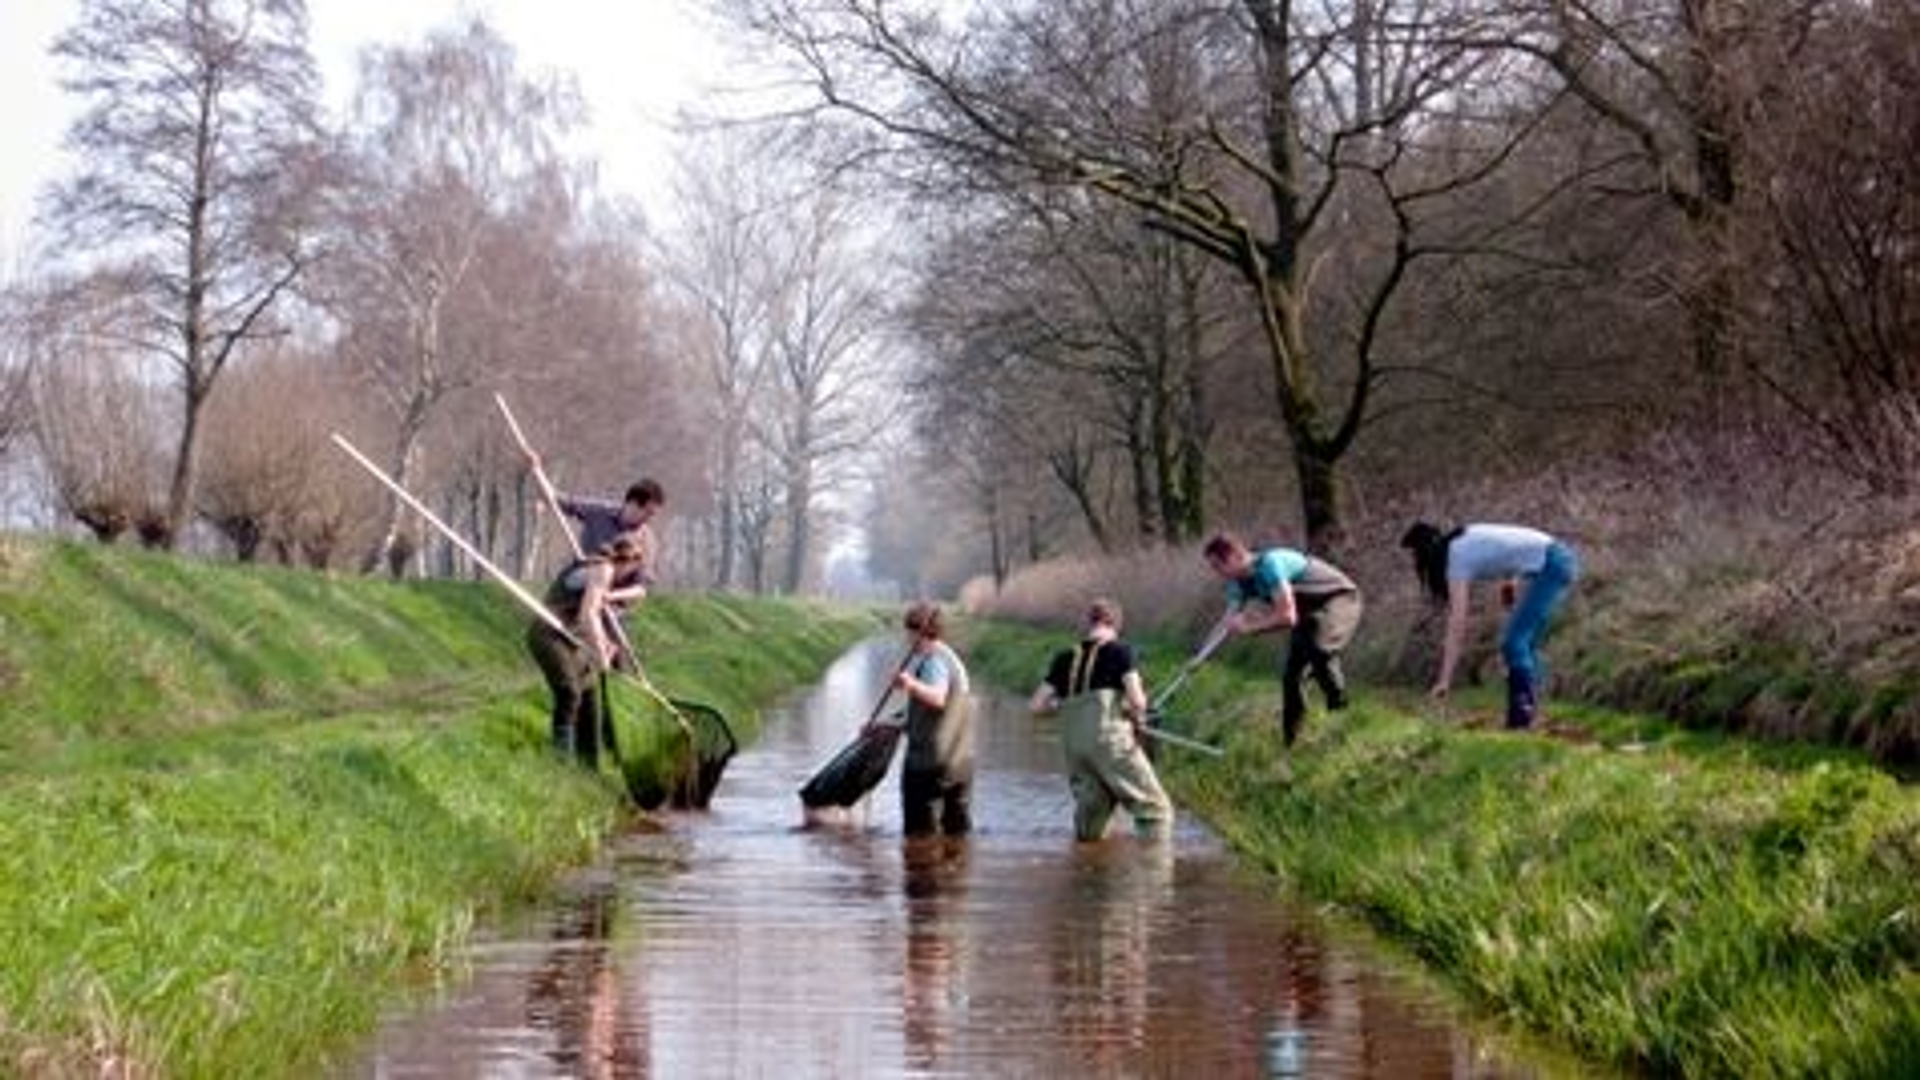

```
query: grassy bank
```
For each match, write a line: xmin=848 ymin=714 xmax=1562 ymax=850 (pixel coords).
xmin=0 ymin=536 xmax=872 ymax=1077
xmin=963 ymin=619 xmax=1920 ymax=1078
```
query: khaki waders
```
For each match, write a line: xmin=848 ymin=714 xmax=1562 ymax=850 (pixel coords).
xmin=1061 ymin=688 xmax=1172 ymax=841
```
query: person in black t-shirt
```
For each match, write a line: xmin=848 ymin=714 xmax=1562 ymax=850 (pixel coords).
xmin=1029 ymin=598 xmax=1174 ymax=841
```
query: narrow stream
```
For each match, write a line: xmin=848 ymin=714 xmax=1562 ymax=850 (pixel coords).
xmin=345 ymin=639 xmax=1592 ymax=1078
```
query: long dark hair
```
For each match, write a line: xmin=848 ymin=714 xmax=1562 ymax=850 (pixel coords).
xmin=1400 ymin=521 xmax=1463 ymax=603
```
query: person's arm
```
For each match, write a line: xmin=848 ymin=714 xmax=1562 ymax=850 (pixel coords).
xmin=1430 ymin=580 xmax=1472 ymax=697
xmin=1029 ymin=681 xmax=1060 ymax=715
xmin=578 ymin=565 xmax=618 ymax=671
xmin=1233 ymin=580 xmax=1299 ymax=635
xmin=606 ymin=581 xmax=648 ymax=606
xmin=894 ymin=655 xmax=951 ymax=710
xmin=1120 ymin=669 xmax=1149 ymax=720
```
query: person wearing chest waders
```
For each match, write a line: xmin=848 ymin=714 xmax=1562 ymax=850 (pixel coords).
xmin=1201 ymin=532 xmax=1364 ymax=757
xmin=1028 ymin=598 xmax=1174 ymax=842
xmin=526 ymin=535 xmax=648 ymax=769
xmin=1401 ymin=521 xmax=1581 ymax=730
xmin=865 ymin=602 xmax=975 ymax=838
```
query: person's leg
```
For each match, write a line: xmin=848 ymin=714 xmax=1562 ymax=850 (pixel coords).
xmin=1062 ymin=696 xmax=1114 ymax=840
xmin=529 ymin=625 xmax=582 ymax=756
xmin=939 ymin=778 xmax=972 ymax=837
xmin=1502 ymin=545 xmax=1576 ymax=728
xmin=574 ymin=683 xmax=602 ymax=769
xmin=1281 ymin=629 xmax=1311 ymax=746
xmin=1309 ymin=592 xmax=1362 ymax=710
xmin=901 ymin=768 xmax=939 ymax=837
xmin=1097 ymin=732 xmax=1173 ymax=840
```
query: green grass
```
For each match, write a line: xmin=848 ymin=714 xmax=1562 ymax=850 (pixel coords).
xmin=0 ymin=535 xmax=873 ymax=1077
xmin=963 ymin=618 xmax=1920 ymax=1079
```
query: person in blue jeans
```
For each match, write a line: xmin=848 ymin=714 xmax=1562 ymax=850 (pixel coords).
xmin=1400 ymin=521 xmax=1581 ymax=729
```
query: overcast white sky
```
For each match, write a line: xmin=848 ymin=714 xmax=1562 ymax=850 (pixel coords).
xmin=0 ymin=0 xmax=730 ymax=251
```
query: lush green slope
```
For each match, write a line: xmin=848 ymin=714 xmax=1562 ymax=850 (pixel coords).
xmin=964 ymin=619 xmax=1920 ymax=1079
xmin=0 ymin=535 xmax=873 ymax=1077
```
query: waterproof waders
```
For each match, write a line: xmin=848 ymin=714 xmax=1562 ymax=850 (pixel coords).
xmin=527 ymin=621 xmax=602 ymax=769
xmin=1062 ymin=688 xmax=1172 ymax=841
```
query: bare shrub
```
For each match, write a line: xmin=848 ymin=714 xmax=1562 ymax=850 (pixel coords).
xmin=198 ymin=346 xmax=373 ymax=564
xmin=29 ymin=342 xmax=169 ymax=544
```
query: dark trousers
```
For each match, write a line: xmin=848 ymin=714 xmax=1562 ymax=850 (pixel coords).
xmin=1280 ymin=590 xmax=1363 ymax=745
xmin=901 ymin=767 xmax=972 ymax=837
xmin=527 ymin=622 xmax=602 ymax=770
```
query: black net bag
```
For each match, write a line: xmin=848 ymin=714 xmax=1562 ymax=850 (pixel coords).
xmin=798 ymin=724 xmax=904 ymax=809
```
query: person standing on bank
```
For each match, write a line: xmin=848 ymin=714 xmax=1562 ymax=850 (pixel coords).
xmin=865 ymin=602 xmax=975 ymax=838
xmin=1200 ymin=532 xmax=1364 ymax=749
xmin=1400 ymin=521 xmax=1581 ymax=730
xmin=526 ymin=535 xmax=649 ymax=769
xmin=1029 ymin=598 xmax=1174 ymax=842
xmin=519 ymin=456 xmax=665 ymax=666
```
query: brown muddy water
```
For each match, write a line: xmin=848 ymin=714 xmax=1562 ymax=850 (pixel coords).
xmin=343 ymin=639 xmax=1597 ymax=1079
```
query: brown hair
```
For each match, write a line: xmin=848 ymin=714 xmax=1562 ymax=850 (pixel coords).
xmin=596 ymin=535 xmax=647 ymax=564
xmin=1086 ymin=597 xmax=1123 ymax=630
xmin=625 ymin=478 xmax=665 ymax=508
xmin=902 ymin=600 xmax=944 ymax=639
xmin=1202 ymin=531 xmax=1247 ymax=563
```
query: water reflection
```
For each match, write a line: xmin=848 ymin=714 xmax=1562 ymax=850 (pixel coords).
xmin=521 ymin=878 xmax=642 ymax=1078
xmin=901 ymin=837 xmax=968 ymax=1072
xmin=346 ymin=638 xmax=1600 ymax=1079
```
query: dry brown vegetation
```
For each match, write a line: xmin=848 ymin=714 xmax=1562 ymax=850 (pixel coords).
xmin=970 ymin=427 xmax=1920 ymax=767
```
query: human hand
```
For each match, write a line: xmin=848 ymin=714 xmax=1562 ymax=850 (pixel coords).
xmin=1428 ymin=681 xmax=1450 ymax=700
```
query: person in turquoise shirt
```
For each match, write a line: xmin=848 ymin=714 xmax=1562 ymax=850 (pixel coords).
xmin=1200 ymin=532 xmax=1364 ymax=750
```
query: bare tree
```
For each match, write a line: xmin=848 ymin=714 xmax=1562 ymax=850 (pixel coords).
xmin=655 ymin=133 xmax=783 ymax=590
xmin=47 ymin=0 xmax=325 ymax=548
xmin=1733 ymin=0 xmax=1920 ymax=495
xmin=909 ymin=194 xmax=1236 ymax=550
xmin=25 ymin=284 xmax=170 ymax=543
xmin=320 ymin=17 xmax=583 ymax=575
xmin=197 ymin=343 xmax=364 ymax=561
xmin=0 ymin=284 xmax=38 ymax=461
xmin=756 ymin=193 xmax=892 ymax=593
xmin=721 ymin=0 xmax=1539 ymax=551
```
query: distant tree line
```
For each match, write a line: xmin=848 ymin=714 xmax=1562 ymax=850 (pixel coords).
xmin=0 ymin=0 xmax=887 ymax=596
xmin=712 ymin=0 xmax=1916 ymax=592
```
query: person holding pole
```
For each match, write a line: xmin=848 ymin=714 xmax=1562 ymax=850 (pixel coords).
xmin=1201 ymin=532 xmax=1364 ymax=755
xmin=1029 ymin=598 xmax=1174 ymax=842
xmin=527 ymin=535 xmax=651 ymax=770
xmin=866 ymin=602 xmax=974 ymax=838
xmin=504 ymin=397 xmax=663 ymax=666
xmin=541 ymin=472 xmax=664 ymax=616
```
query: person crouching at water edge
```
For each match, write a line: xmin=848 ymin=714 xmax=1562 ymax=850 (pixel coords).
xmin=1400 ymin=521 xmax=1581 ymax=730
xmin=866 ymin=602 xmax=975 ymax=838
xmin=526 ymin=535 xmax=648 ymax=769
xmin=1200 ymin=532 xmax=1364 ymax=751
xmin=1028 ymin=598 xmax=1174 ymax=842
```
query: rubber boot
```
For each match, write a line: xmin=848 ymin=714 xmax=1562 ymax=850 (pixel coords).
xmin=1506 ymin=668 xmax=1538 ymax=730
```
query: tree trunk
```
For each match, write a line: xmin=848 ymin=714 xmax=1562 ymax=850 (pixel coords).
xmin=1292 ymin=439 xmax=1345 ymax=558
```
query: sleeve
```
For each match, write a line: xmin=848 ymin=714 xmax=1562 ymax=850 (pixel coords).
xmin=916 ymin=652 xmax=952 ymax=691
xmin=1043 ymin=649 xmax=1073 ymax=696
